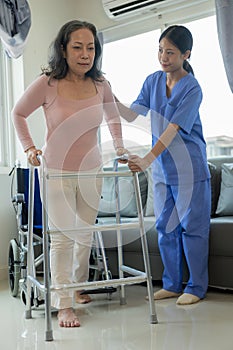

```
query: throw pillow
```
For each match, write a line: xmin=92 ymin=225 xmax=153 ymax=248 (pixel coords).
xmin=208 ymin=161 xmax=218 ymax=216
xmin=98 ymin=171 xmax=147 ymax=217
xmin=216 ymin=163 xmax=233 ymax=216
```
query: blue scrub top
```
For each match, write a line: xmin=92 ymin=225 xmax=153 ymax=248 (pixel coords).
xmin=131 ymin=71 xmax=210 ymax=185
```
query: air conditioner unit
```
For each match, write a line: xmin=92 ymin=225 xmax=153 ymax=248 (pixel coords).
xmin=102 ymin=0 xmax=207 ymax=20
xmin=102 ymin=0 xmax=171 ymax=20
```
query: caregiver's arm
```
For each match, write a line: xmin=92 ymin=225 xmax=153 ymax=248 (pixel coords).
xmin=114 ymin=95 xmax=138 ymax=122
xmin=128 ymin=123 xmax=180 ymax=172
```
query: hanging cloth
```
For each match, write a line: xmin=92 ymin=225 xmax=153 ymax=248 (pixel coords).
xmin=215 ymin=0 xmax=233 ymax=93
xmin=0 ymin=0 xmax=31 ymax=58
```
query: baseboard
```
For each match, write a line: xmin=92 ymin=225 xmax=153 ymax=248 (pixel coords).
xmin=0 ymin=266 xmax=8 ymax=281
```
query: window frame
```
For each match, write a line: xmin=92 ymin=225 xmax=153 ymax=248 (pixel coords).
xmin=101 ymin=14 xmax=233 ymax=159
xmin=0 ymin=43 xmax=15 ymax=171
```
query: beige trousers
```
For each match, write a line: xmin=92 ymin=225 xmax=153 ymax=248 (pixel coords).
xmin=46 ymin=168 xmax=102 ymax=309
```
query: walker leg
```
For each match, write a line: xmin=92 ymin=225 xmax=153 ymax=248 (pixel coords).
xmin=41 ymin=169 xmax=53 ymax=341
xmin=96 ymin=231 xmax=115 ymax=300
xmin=120 ymin=288 xmax=127 ymax=305
xmin=45 ymin=330 xmax=53 ymax=342
xmin=25 ymin=168 xmax=35 ymax=319
xmin=133 ymin=172 xmax=158 ymax=324
xmin=25 ymin=309 xmax=32 ymax=319
xmin=114 ymin=160 xmax=127 ymax=305
xmin=43 ymin=237 xmax=53 ymax=341
xmin=25 ymin=283 xmax=33 ymax=319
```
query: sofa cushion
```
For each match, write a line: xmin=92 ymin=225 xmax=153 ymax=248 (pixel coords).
xmin=208 ymin=156 xmax=233 ymax=213
xmin=98 ymin=171 xmax=148 ymax=217
xmin=208 ymin=161 xmax=218 ymax=216
xmin=216 ymin=163 xmax=233 ymax=216
xmin=209 ymin=216 xmax=233 ymax=255
xmin=100 ymin=216 xmax=156 ymax=249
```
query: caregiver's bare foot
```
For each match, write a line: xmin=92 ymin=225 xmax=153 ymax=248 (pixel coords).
xmin=57 ymin=308 xmax=80 ymax=327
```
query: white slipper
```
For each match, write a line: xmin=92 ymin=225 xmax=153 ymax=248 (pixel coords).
xmin=176 ymin=293 xmax=200 ymax=305
xmin=152 ymin=289 xmax=182 ymax=300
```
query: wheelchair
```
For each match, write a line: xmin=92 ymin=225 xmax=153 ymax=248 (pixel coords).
xmin=8 ymin=163 xmax=43 ymax=305
xmin=8 ymin=161 xmax=115 ymax=307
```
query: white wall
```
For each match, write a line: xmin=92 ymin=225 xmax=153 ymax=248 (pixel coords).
xmin=0 ymin=174 xmax=17 ymax=280
xmin=0 ymin=0 xmax=83 ymax=281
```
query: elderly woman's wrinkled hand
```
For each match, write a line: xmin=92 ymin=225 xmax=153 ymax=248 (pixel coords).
xmin=26 ymin=147 xmax=42 ymax=166
xmin=116 ymin=147 xmax=129 ymax=164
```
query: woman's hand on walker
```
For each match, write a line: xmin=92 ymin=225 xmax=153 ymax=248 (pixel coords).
xmin=116 ymin=147 xmax=129 ymax=163
xmin=26 ymin=146 xmax=42 ymax=166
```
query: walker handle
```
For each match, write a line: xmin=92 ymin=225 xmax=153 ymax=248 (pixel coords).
xmin=116 ymin=154 xmax=129 ymax=162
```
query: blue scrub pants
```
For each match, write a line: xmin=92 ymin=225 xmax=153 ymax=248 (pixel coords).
xmin=154 ymin=179 xmax=211 ymax=299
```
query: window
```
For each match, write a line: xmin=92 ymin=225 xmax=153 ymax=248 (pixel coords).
xmin=101 ymin=15 xmax=233 ymax=159
xmin=187 ymin=16 xmax=233 ymax=156
xmin=0 ymin=44 xmax=5 ymax=166
xmin=0 ymin=43 xmax=14 ymax=169
xmin=101 ymin=29 xmax=161 ymax=165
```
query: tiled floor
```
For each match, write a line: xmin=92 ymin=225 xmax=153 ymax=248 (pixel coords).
xmin=1 ymin=279 xmax=233 ymax=350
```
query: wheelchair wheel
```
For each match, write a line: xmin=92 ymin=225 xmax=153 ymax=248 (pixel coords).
xmin=21 ymin=288 xmax=33 ymax=306
xmin=21 ymin=285 xmax=44 ymax=307
xmin=8 ymin=239 xmax=20 ymax=297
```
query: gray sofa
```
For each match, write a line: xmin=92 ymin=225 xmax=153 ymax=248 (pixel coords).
xmin=98 ymin=156 xmax=233 ymax=290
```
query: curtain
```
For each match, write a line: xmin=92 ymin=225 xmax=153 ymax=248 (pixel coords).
xmin=215 ymin=0 xmax=233 ymax=92
xmin=98 ymin=31 xmax=103 ymax=69
xmin=0 ymin=0 xmax=31 ymax=58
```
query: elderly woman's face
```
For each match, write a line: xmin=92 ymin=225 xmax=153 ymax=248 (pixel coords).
xmin=63 ymin=28 xmax=95 ymax=78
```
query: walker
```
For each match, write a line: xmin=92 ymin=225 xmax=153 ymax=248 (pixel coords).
xmin=25 ymin=156 xmax=158 ymax=341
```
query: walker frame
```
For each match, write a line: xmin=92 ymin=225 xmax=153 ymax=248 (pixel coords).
xmin=25 ymin=156 xmax=158 ymax=341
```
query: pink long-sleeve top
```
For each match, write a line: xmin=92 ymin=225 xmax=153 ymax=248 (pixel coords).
xmin=12 ymin=74 xmax=123 ymax=171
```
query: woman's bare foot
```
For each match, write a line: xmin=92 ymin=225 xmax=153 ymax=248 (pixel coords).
xmin=57 ymin=308 xmax=80 ymax=328
xmin=75 ymin=291 xmax=92 ymax=304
